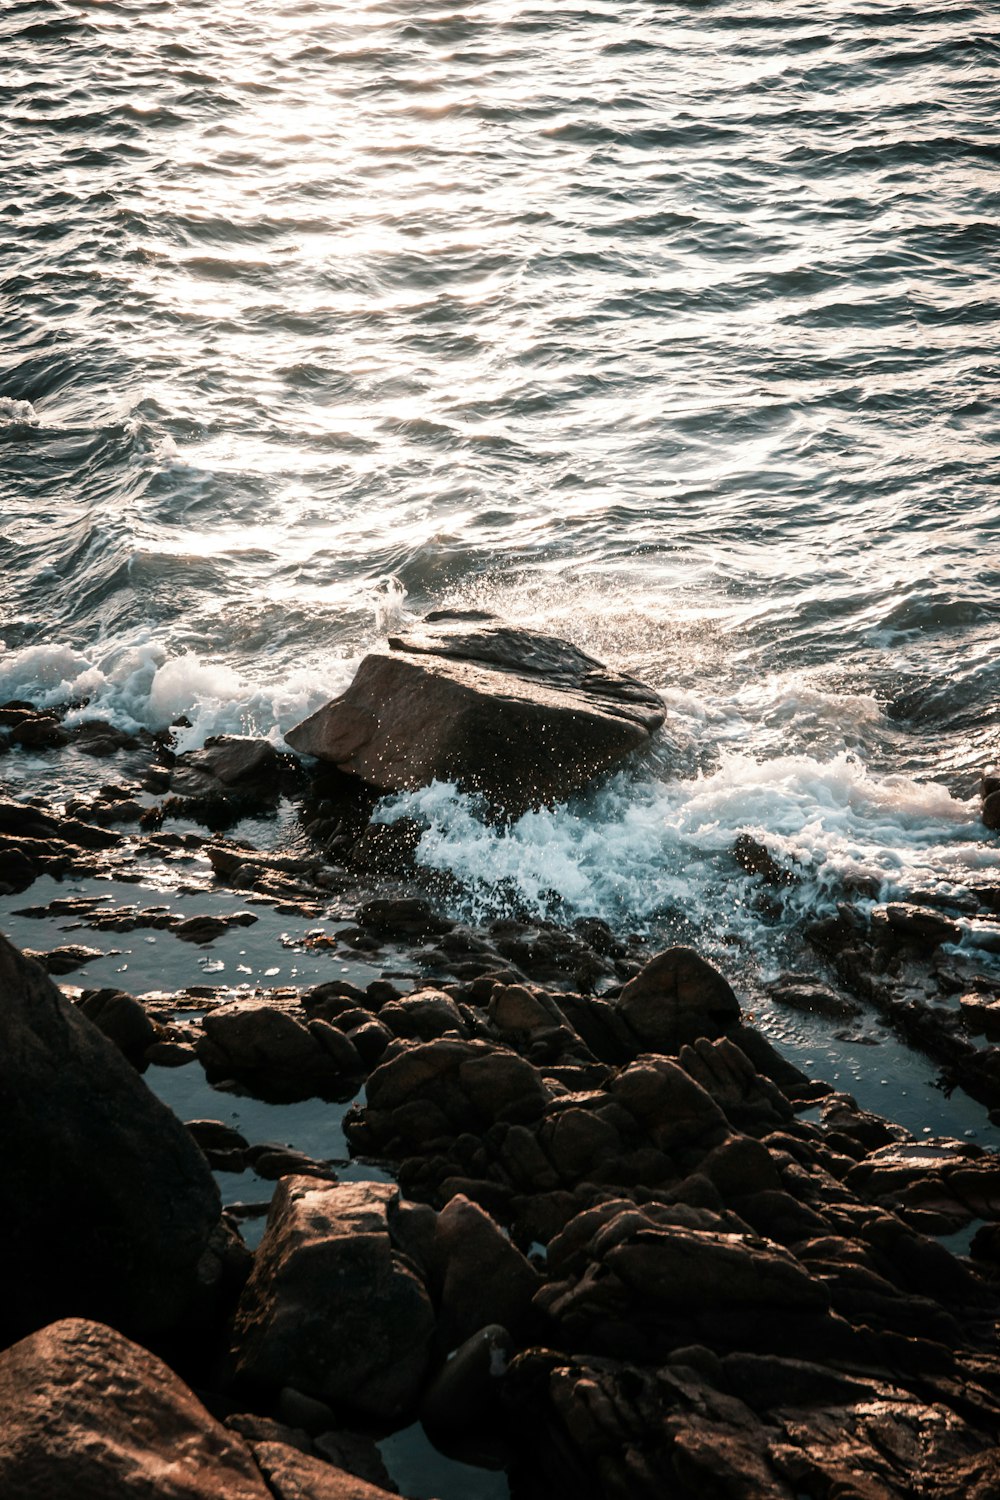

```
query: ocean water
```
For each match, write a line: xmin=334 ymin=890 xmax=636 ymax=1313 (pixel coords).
xmin=3 ymin=0 xmax=1000 ymax=950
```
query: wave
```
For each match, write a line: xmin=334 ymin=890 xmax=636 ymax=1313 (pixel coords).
xmin=0 ymin=638 xmax=353 ymax=752
xmin=375 ymin=751 xmax=995 ymax=970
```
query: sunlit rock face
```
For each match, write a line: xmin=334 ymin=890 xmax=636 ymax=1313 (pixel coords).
xmin=286 ymin=612 xmax=665 ymax=817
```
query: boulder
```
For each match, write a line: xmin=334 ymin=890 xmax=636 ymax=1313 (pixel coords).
xmin=197 ymin=1003 xmax=361 ymax=1100
xmin=0 ymin=1318 xmax=270 ymax=1499
xmin=285 ymin=612 xmax=665 ymax=815
xmin=0 ymin=933 xmax=221 ymax=1345
xmin=430 ymin=1193 xmax=540 ymax=1349
xmin=232 ymin=1178 xmax=435 ymax=1421
xmin=616 ymin=947 xmax=741 ymax=1053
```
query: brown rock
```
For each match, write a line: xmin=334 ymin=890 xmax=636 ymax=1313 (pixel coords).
xmin=432 ymin=1193 xmax=540 ymax=1349
xmin=616 ymin=946 xmax=741 ymax=1053
xmin=247 ymin=1441 xmax=399 ymax=1500
xmin=232 ymin=1178 xmax=435 ymax=1421
xmin=198 ymin=1003 xmax=360 ymax=1099
xmin=285 ymin=613 xmax=665 ymax=815
xmin=0 ymin=1318 xmax=270 ymax=1499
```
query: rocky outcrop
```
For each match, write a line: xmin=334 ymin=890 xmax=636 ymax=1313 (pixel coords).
xmin=0 ymin=1318 xmax=271 ymax=1500
xmin=232 ymin=1179 xmax=435 ymax=1421
xmin=285 ymin=612 xmax=665 ymax=815
xmin=0 ymin=932 xmax=223 ymax=1346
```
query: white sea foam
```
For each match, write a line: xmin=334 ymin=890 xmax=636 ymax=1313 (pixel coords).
xmin=0 ymin=637 xmax=354 ymax=749
xmin=0 ymin=397 xmax=38 ymax=428
xmin=376 ymin=750 xmax=996 ymax=965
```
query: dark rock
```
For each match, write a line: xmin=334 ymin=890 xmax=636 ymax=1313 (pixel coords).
xmin=191 ymin=735 xmax=280 ymax=786
xmin=232 ymin=1178 xmax=435 ymax=1421
xmin=198 ymin=1003 xmax=361 ymax=1100
xmin=678 ymin=1036 xmax=793 ymax=1135
xmin=734 ymin=833 xmax=799 ymax=887
xmin=616 ymin=946 xmax=741 ymax=1053
xmin=379 ymin=988 xmax=469 ymax=1041
xmin=610 ymin=1055 xmax=730 ymax=1154
xmin=285 ymin=613 xmax=665 ymax=816
xmin=767 ymin=976 xmax=861 ymax=1020
xmin=873 ymin=902 xmax=962 ymax=950
xmin=0 ymin=1318 xmax=271 ymax=1499
xmin=983 ymin=784 xmax=1000 ymax=830
xmin=77 ymin=987 xmax=161 ymax=1063
xmin=174 ymin=911 xmax=258 ymax=944
xmin=430 ymin=1193 xmax=540 ymax=1349
xmin=0 ymin=935 xmax=222 ymax=1345
xmin=9 ymin=713 xmax=70 ymax=749
xmin=357 ymin=896 xmax=452 ymax=939
xmin=247 ymin=1441 xmax=399 ymax=1500
xmin=26 ymin=942 xmax=103 ymax=975
xmin=421 ymin=1324 xmax=513 ymax=1435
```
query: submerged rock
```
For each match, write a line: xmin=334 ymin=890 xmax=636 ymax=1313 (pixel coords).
xmin=0 ymin=933 xmax=222 ymax=1346
xmin=285 ymin=611 xmax=665 ymax=815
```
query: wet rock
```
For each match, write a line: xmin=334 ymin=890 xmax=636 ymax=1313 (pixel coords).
xmin=349 ymin=816 xmax=424 ymax=879
xmin=198 ymin=1003 xmax=362 ymax=1101
xmin=248 ymin=1144 xmax=338 ymax=1182
xmin=733 ymin=833 xmax=800 ymax=887
xmin=174 ymin=910 xmax=258 ymax=943
xmin=767 ymin=975 xmax=862 ymax=1019
xmin=357 ymin=895 xmax=452 ymax=940
xmin=616 ymin=946 xmax=741 ymax=1053
xmin=232 ymin=1178 xmax=435 ymax=1421
xmin=72 ymin=719 xmax=140 ymax=756
xmin=285 ymin=612 xmax=665 ymax=816
xmin=187 ymin=1119 xmax=250 ymax=1171
xmin=960 ymin=992 xmax=1000 ymax=1040
xmin=873 ymin=902 xmax=963 ymax=950
xmin=9 ymin=712 xmax=70 ymax=749
xmin=982 ymin=768 xmax=1000 ymax=830
xmin=25 ymin=942 xmax=103 ymax=974
xmin=0 ymin=934 xmax=222 ymax=1345
xmin=0 ymin=1318 xmax=270 ymax=1499
xmin=421 ymin=1324 xmax=513 ymax=1435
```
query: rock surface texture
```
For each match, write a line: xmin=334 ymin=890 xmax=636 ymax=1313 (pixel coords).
xmin=285 ymin=612 xmax=665 ymax=814
xmin=0 ymin=933 xmax=222 ymax=1346
xmin=232 ymin=1177 xmax=435 ymax=1420
xmin=0 ymin=1318 xmax=271 ymax=1500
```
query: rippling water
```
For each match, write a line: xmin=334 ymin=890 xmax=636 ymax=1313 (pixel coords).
xmin=2 ymin=0 xmax=1000 ymax=941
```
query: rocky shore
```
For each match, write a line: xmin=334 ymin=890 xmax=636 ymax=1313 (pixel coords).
xmin=3 ymin=622 xmax=1000 ymax=1498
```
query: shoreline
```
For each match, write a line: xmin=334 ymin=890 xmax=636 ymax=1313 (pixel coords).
xmin=4 ymin=702 xmax=1000 ymax=1496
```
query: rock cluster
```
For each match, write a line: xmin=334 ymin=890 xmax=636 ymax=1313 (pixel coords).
xmin=3 ymin=920 xmax=1000 ymax=1497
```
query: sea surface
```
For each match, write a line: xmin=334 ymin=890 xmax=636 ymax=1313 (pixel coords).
xmin=3 ymin=0 xmax=1000 ymax=966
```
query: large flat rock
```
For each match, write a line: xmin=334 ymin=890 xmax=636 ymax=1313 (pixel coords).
xmin=286 ymin=612 xmax=665 ymax=814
